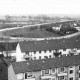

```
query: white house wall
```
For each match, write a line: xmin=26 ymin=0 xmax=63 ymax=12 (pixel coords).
xmin=68 ymin=66 xmax=75 ymax=80
xmin=31 ymin=50 xmax=54 ymax=60
xmin=14 ymin=43 xmax=80 ymax=61
xmin=75 ymin=66 xmax=78 ymax=80
xmin=8 ymin=65 xmax=80 ymax=80
xmin=16 ymin=71 xmax=41 ymax=80
xmin=16 ymin=43 xmax=26 ymax=62
xmin=8 ymin=65 xmax=17 ymax=80
xmin=16 ymin=73 xmax=24 ymax=80
xmin=59 ymin=49 xmax=71 ymax=55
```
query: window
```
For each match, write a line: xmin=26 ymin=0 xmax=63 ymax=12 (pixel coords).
xmin=63 ymin=54 xmax=66 ymax=57
xmin=45 ymin=78 xmax=50 ymax=80
xmin=69 ymin=77 xmax=73 ymax=80
xmin=45 ymin=69 xmax=50 ymax=75
xmin=34 ymin=51 xmax=36 ymax=54
xmin=52 ymin=78 xmax=55 ymax=80
xmin=25 ymin=72 xmax=34 ymax=79
xmin=41 ymin=69 xmax=50 ymax=76
xmin=51 ymin=68 xmax=55 ymax=73
xmin=44 ymin=56 xmax=48 ymax=59
xmin=49 ymin=50 xmax=51 ymax=52
xmin=63 ymin=48 xmax=66 ymax=51
xmin=61 ymin=67 xmax=64 ymax=72
xmin=26 ymin=52 xmax=29 ymax=55
xmin=49 ymin=55 xmax=51 ymax=58
xmin=60 ymin=76 xmax=64 ymax=80
xmin=79 ymin=66 xmax=80 ymax=70
xmin=34 ymin=57 xmax=36 ymax=60
xmin=27 ymin=72 xmax=33 ymax=78
xmin=69 ymin=66 xmax=73 ymax=68
xmin=79 ymin=73 xmax=80 ymax=78
xmin=70 ymin=70 xmax=73 ymax=74
xmin=39 ymin=51 xmax=41 ymax=53
xmin=25 ymin=73 xmax=27 ymax=79
xmin=41 ymin=70 xmax=45 ymax=76
xmin=44 ymin=50 xmax=46 ymax=53
xmin=39 ymin=56 xmax=41 ymax=59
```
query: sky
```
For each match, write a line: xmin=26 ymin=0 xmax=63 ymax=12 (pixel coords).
xmin=0 ymin=0 xmax=80 ymax=16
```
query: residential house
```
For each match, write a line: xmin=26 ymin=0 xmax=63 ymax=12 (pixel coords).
xmin=14 ymin=37 xmax=80 ymax=62
xmin=8 ymin=54 xmax=80 ymax=80
xmin=0 ymin=56 xmax=14 ymax=80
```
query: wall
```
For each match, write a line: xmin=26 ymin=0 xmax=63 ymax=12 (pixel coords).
xmin=59 ymin=49 xmax=71 ymax=55
xmin=34 ymin=71 xmax=41 ymax=80
xmin=30 ymin=50 xmax=54 ymax=60
xmin=16 ymin=71 xmax=41 ymax=80
xmin=16 ymin=43 xmax=26 ymax=62
xmin=16 ymin=73 xmax=24 ymax=80
xmin=0 ymin=63 xmax=8 ymax=80
xmin=25 ymin=48 xmax=80 ymax=60
xmin=75 ymin=66 xmax=78 ymax=80
xmin=8 ymin=65 xmax=80 ymax=80
xmin=8 ymin=64 xmax=17 ymax=80
xmin=68 ymin=66 xmax=75 ymax=80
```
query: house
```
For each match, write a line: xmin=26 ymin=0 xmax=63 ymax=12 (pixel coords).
xmin=0 ymin=56 xmax=14 ymax=80
xmin=74 ymin=27 xmax=80 ymax=31
xmin=52 ymin=26 xmax=61 ymax=31
xmin=14 ymin=36 xmax=80 ymax=62
xmin=8 ymin=54 xmax=80 ymax=80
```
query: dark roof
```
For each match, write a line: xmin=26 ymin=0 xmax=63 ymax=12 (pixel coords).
xmin=0 ymin=57 xmax=14 ymax=65
xmin=19 ymin=36 xmax=80 ymax=52
xmin=0 ymin=57 xmax=14 ymax=80
xmin=12 ymin=54 xmax=80 ymax=74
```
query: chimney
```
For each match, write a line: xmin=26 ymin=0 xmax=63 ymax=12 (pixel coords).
xmin=16 ymin=43 xmax=25 ymax=62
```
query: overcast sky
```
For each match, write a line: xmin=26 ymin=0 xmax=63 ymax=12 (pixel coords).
xmin=0 ymin=0 xmax=80 ymax=16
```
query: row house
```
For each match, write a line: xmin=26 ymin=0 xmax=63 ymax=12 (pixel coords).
xmin=14 ymin=37 xmax=80 ymax=62
xmin=8 ymin=54 xmax=80 ymax=80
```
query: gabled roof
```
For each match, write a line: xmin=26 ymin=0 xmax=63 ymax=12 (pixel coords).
xmin=12 ymin=54 xmax=80 ymax=74
xmin=19 ymin=36 xmax=80 ymax=52
xmin=0 ymin=57 xmax=14 ymax=80
xmin=0 ymin=57 xmax=14 ymax=65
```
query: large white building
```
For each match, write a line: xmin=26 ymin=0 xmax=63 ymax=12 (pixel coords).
xmin=8 ymin=54 xmax=80 ymax=80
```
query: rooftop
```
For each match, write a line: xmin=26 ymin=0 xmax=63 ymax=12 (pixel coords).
xmin=11 ymin=54 xmax=80 ymax=74
xmin=19 ymin=36 xmax=80 ymax=52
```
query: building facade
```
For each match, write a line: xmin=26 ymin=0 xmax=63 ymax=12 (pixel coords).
xmin=8 ymin=54 xmax=80 ymax=80
xmin=14 ymin=38 xmax=80 ymax=62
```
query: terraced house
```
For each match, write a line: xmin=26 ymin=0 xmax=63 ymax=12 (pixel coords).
xmin=14 ymin=36 xmax=80 ymax=62
xmin=8 ymin=54 xmax=80 ymax=80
